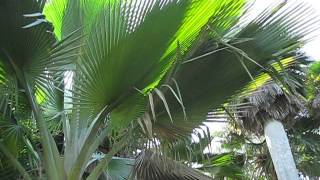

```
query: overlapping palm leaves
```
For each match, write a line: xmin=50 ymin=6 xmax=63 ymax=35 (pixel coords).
xmin=149 ymin=1 xmax=317 ymax=142
xmin=0 ymin=1 xmax=65 ymax=179
xmin=0 ymin=0 xmax=318 ymax=179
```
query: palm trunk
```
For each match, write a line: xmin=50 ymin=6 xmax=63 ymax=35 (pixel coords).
xmin=264 ymin=119 xmax=299 ymax=180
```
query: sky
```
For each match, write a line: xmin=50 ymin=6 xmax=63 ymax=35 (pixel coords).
xmin=253 ymin=0 xmax=320 ymax=60
xmin=294 ymin=0 xmax=320 ymax=60
xmin=202 ymin=0 xmax=320 ymax=152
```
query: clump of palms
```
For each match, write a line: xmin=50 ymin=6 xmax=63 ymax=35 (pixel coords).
xmin=0 ymin=0 xmax=318 ymax=179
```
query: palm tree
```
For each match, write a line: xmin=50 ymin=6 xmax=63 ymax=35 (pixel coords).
xmin=234 ymin=82 xmax=303 ymax=179
xmin=212 ymin=112 xmax=320 ymax=179
xmin=0 ymin=0 xmax=318 ymax=179
xmin=208 ymin=59 xmax=320 ymax=179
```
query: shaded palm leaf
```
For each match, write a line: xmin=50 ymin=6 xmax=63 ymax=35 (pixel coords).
xmin=85 ymin=153 xmax=135 ymax=180
xmin=132 ymin=150 xmax=213 ymax=180
xmin=198 ymin=153 xmax=244 ymax=179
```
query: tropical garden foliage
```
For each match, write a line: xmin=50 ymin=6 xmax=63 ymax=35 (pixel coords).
xmin=0 ymin=0 xmax=319 ymax=179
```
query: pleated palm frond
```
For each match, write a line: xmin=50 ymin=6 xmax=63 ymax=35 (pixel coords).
xmin=0 ymin=0 xmax=77 ymax=88
xmin=105 ymin=157 xmax=135 ymax=180
xmin=151 ymin=1 xmax=318 ymax=141
xmin=85 ymin=154 xmax=135 ymax=180
xmin=197 ymin=152 xmax=244 ymax=179
xmin=132 ymin=150 xmax=213 ymax=180
xmin=61 ymin=0 xmax=247 ymax=131
xmin=88 ymin=151 xmax=226 ymax=180
xmin=163 ymin=135 xmax=211 ymax=163
xmin=0 ymin=0 xmax=80 ymax=126
xmin=42 ymin=0 xmax=238 ymax=131
xmin=148 ymin=0 xmax=247 ymax=141
xmin=0 ymin=59 xmax=32 ymax=121
xmin=0 ymin=118 xmax=27 ymax=156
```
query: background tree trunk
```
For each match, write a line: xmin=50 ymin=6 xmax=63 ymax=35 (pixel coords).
xmin=264 ymin=120 xmax=299 ymax=180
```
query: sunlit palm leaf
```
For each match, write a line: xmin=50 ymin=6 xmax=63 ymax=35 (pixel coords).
xmin=71 ymin=1 xmax=190 ymax=115
xmin=152 ymin=1 xmax=318 ymax=141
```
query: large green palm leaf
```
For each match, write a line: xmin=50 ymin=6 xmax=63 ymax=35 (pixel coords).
xmin=152 ymin=1 xmax=318 ymax=141
xmin=43 ymin=0 xmax=245 ymax=178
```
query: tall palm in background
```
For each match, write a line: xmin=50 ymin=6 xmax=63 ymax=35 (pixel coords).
xmin=210 ymin=61 xmax=320 ymax=179
xmin=0 ymin=0 xmax=318 ymax=179
xmin=234 ymin=82 xmax=303 ymax=180
xmin=207 ymin=49 xmax=309 ymax=178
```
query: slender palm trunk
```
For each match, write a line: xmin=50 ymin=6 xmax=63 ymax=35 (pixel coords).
xmin=264 ymin=120 xmax=299 ymax=180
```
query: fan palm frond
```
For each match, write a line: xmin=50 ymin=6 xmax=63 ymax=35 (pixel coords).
xmin=132 ymin=150 xmax=213 ymax=180
xmin=151 ymin=1 xmax=318 ymax=141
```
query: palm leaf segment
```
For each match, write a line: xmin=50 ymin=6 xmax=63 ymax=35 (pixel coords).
xmin=42 ymin=0 xmax=247 ymax=130
xmin=0 ymin=0 xmax=78 ymax=118
xmin=152 ymin=1 xmax=319 ymax=141
xmin=133 ymin=150 xmax=213 ymax=180
xmin=0 ymin=0 xmax=75 ymax=86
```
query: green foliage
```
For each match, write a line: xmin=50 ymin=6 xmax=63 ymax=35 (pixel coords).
xmin=106 ymin=157 xmax=135 ymax=180
xmin=200 ymin=153 xmax=244 ymax=179
xmin=306 ymin=61 xmax=320 ymax=100
xmin=215 ymin=110 xmax=320 ymax=179
xmin=0 ymin=0 xmax=319 ymax=179
xmin=153 ymin=1 xmax=316 ymax=141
